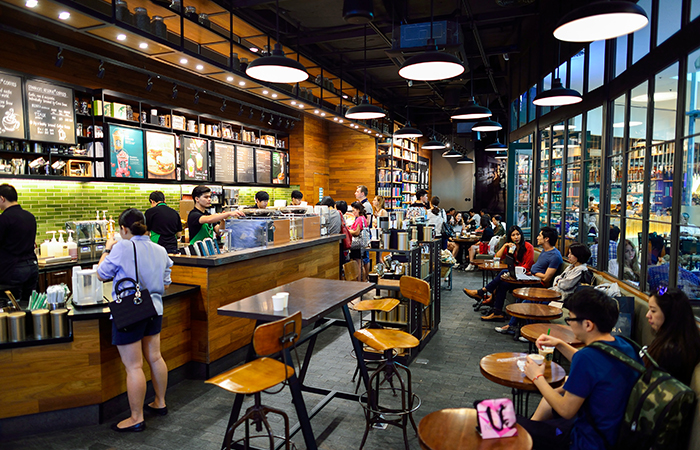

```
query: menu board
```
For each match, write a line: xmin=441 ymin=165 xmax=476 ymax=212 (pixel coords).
xmin=236 ymin=145 xmax=254 ymax=183
xmin=26 ymin=80 xmax=75 ymax=144
xmin=182 ymin=136 xmax=209 ymax=181
xmin=213 ymin=142 xmax=235 ymax=184
xmin=272 ymin=152 xmax=287 ymax=184
xmin=108 ymin=125 xmax=145 ymax=178
xmin=146 ymin=131 xmax=176 ymax=180
xmin=0 ymin=72 xmax=25 ymax=139
xmin=255 ymin=149 xmax=271 ymax=184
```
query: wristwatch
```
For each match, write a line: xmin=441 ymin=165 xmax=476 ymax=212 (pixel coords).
xmin=103 ymin=249 xmax=111 ymax=254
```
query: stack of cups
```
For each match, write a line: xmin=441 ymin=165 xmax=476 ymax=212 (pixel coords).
xmin=272 ymin=292 xmax=289 ymax=311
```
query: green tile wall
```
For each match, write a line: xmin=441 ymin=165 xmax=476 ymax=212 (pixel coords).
xmin=4 ymin=179 xmax=299 ymax=245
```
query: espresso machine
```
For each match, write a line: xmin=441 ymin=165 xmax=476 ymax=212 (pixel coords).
xmin=65 ymin=220 xmax=108 ymax=260
xmin=223 ymin=188 xmax=239 ymax=210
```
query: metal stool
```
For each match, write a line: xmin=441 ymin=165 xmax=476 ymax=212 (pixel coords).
xmin=206 ymin=312 xmax=302 ymax=450
xmin=353 ymin=276 xmax=431 ymax=450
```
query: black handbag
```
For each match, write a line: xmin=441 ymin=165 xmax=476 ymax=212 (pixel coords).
xmin=108 ymin=241 xmax=158 ymax=330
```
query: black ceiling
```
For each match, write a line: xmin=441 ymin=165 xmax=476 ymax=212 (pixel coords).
xmin=228 ymin=0 xmax=571 ymax=134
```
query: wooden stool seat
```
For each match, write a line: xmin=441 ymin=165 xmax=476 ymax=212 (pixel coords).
xmin=206 ymin=358 xmax=294 ymax=395
xmin=354 ymin=328 xmax=420 ymax=352
xmin=506 ymin=303 xmax=562 ymax=321
xmin=354 ymin=298 xmax=400 ymax=312
xmin=512 ymin=287 xmax=561 ymax=303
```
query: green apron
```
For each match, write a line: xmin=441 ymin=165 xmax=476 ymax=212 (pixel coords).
xmin=149 ymin=203 xmax=167 ymax=245
xmin=190 ymin=222 xmax=214 ymax=244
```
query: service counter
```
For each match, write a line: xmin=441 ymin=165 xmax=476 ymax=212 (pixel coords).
xmin=0 ymin=235 xmax=342 ymax=438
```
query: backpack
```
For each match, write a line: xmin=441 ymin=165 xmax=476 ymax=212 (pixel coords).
xmin=442 ymin=216 xmax=456 ymax=238
xmin=588 ymin=337 xmax=696 ymax=450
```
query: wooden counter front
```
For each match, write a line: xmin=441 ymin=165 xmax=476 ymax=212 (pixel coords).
xmin=170 ymin=235 xmax=341 ymax=363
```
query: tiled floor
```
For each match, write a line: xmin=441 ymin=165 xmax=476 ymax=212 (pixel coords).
xmin=4 ymin=269 xmax=545 ymax=450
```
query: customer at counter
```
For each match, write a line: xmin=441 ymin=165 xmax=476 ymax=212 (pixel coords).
xmin=145 ymin=191 xmax=182 ymax=254
xmin=291 ymin=190 xmax=304 ymax=205
xmin=188 ymin=186 xmax=244 ymax=245
xmin=97 ymin=208 xmax=174 ymax=433
xmin=0 ymin=183 xmax=38 ymax=303
xmin=321 ymin=196 xmax=342 ymax=235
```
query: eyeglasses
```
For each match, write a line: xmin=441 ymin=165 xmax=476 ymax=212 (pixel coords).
xmin=565 ymin=317 xmax=590 ymax=324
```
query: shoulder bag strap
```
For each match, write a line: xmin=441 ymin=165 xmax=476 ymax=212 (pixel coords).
xmin=132 ymin=241 xmax=140 ymax=286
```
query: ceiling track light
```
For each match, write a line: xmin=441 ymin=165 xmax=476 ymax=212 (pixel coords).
xmin=220 ymin=99 xmax=227 ymax=112
xmin=239 ymin=104 xmax=244 ymax=116
xmin=146 ymin=75 xmax=153 ymax=92
xmin=245 ymin=0 xmax=309 ymax=83
xmin=276 ymin=117 xmax=283 ymax=126
xmin=398 ymin=0 xmax=464 ymax=81
xmin=346 ymin=24 xmax=385 ymax=120
xmin=97 ymin=60 xmax=105 ymax=79
xmin=553 ymin=1 xmax=648 ymax=43
xmin=268 ymin=115 xmax=275 ymax=126
xmin=249 ymin=108 xmax=254 ymax=119
xmin=193 ymin=90 xmax=199 ymax=105
xmin=171 ymin=84 xmax=178 ymax=99
xmin=285 ymin=120 xmax=290 ymax=129
xmin=290 ymin=121 xmax=296 ymax=130
xmin=55 ymin=47 xmax=64 ymax=68
xmin=260 ymin=111 xmax=266 ymax=122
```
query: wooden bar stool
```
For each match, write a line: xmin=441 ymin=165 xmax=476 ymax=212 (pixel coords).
xmin=353 ymin=276 xmax=430 ymax=450
xmin=206 ymin=312 xmax=302 ymax=450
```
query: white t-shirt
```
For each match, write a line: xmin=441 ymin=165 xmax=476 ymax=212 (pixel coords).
xmin=426 ymin=208 xmax=445 ymax=235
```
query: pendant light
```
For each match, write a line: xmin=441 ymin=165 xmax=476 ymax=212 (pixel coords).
xmin=246 ymin=0 xmax=309 ymax=83
xmin=495 ymin=151 xmax=508 ymax=160
xmin=456 ymin=153 xmax=473 ymax=164
xmin=533 ymin=45 xmax=583 ymax=107
xmin=443 ymin=148 xmax=461 ymax=157
xmin=346 ymin=25 xmax=386 ymax=120
xmin=451 ymin=65 xmax=491 ymax=120
xmin=553 ymin=1 xmax=648 ymax=43
xmin=473 ymin=107 xmax=502 ymax=132
xmin=485 ymin=139 xmax=506 ymax=151
xmin=422 ymin=136 xmax=446 ymax=150
xmin=398 ymin=0 xmax=464 ymax=81
xmin=395 ymin=83 xmax=423 ymax=138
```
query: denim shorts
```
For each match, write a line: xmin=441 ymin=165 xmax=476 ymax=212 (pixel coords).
xmin=112 ymin=315 xmax=163 ymax=346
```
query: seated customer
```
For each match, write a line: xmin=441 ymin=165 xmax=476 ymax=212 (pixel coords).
xmin=471 ymin=226 xmax=563 ymax=322
xmin=646 ymin=288 xmax=700 ymax=386
xmin=463 ymin=225 xmax=534 ymax=302
xmin=463 ymin=214 xmax=494 ymax=271
xmin=518 ymin=288 xmax=641 ymax=450
xmin=494 ymin=243 xmax=591 ymax=336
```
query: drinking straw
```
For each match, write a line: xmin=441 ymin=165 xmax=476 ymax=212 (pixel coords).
xmin=547 ymin=328 xmax=551 ymax=335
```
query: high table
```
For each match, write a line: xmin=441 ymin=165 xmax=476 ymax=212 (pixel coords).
xmin=418 ymin=407 xmax=533 ymax=450
xmin=217 ymin=277 xmax=376 ymax=450
xmin=453 ymin=236 xmax=479 ymax=266
xmin=475 ymin=260 xmax=508 ymax=287
xmin=480 ymin=352 xmax=566 ymax=416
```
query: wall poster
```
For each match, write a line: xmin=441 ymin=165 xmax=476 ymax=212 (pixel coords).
xmin=182 ymin=136 xmax=209 ymax=181
xmin=108 ymin=125 xmax=145 ymax=179
xmin=145 ymin=131 xmax=176 ymax=180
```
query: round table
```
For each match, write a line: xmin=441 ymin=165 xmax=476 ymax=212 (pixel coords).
xmin=519 ymin=323 xmax=583 ymax=353
xmin=512 ymin=288 xmax=561 ymax=303
xmin=418 ymin=408 xmax=533 ymax=450
xmin=499 ymin=273 xmax=543 ymax=285
xmin=506 ymin=303 xmax=563 ymax=321
xmin=475 ymin=260 xmax=509 ymax=288
xmin=479 ymin=352 xmax=566 ymax=416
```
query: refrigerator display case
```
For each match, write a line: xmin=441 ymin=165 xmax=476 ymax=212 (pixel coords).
xmin=507 ymin=143 xmax=533 ymax=240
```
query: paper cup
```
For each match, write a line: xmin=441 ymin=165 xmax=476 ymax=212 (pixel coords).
xmin=493 ymin=257 xmax=500 ymax=264
xmin=277 ymin=292 xmax=289 ymax=308
xmin=272 ymin=294 xmax=285 ymax=311
xmin=529 ymin=354 xmax=545 ymax=365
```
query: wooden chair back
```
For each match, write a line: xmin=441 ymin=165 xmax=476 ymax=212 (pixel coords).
xmin=343 ymin=261 xmax=360 ymax=281
xmin=253 ymin=311 xmax=302 ymax=356
xmin=400 ymin=276 xmax=431 ymax=306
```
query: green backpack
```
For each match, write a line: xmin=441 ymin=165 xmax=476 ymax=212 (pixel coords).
xmin=588 ymin=337 xmax=697 ymax=450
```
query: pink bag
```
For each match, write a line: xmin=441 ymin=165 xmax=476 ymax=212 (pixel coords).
xmin=475 ymin=398 xmax=518 ymax=439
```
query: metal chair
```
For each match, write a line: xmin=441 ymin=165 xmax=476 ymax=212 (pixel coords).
xmin=206 ymin=312 xmax=302 ymax=450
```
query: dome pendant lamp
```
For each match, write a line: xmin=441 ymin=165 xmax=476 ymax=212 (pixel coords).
xmin=456 ymin=153 xmax=473 ymax=164
xmin=395 ymin=83 xmax=423 ymax=138
xmin=485 ymin=137 xmax=507 ymax=151
xmin=442 ymin=148 xmax=461 ymax=158
xmin=398 ymin=0 xmax=464 ymax=81
xmin=451 ymin=65 xmax=491 ymax=120
xmin=346 ymin=24 xmax=386 ymax=120
xmin=246 ymin=0 xmax=309 ymax=83
xmin=533 ymin=45 xmax=583 ymax=107
xmin=553 ymin=1 xmax=648 ymax=43
xmin=495 ymin=151 xmax=508 ymax=160
xmin=422 ymin=137 xmax=446 ymax=150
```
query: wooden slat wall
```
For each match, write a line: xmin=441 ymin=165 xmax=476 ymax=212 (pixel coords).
xmin=289 ymin=116 xmax=330 ymax=205
xmin=328 ymin=124 xmax=377 ymax=203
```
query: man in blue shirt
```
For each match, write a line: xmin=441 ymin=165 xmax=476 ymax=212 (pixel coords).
xmin=519 ymin=288 xmax=641 ymax=450
xmin=478 ymin=226 xmax=563 ymax=321
xmin=589 ymin=225 xmax=619 ymax=268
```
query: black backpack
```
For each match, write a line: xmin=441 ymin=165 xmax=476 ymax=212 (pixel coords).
xmin=588 ymin=337 xmax=696 ymax=450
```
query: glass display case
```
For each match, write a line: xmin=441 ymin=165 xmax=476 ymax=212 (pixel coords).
xmin=507 ymin=142 xmax=533 ymax=240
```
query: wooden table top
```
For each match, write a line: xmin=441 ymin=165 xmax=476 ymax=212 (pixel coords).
xmin=520 ymin=324 xmax=583 ymax=347
xmin=512 ymin=288 xmax=562 ymax=302
xmin=475 ymin=261 xmax=508 ymax=271
xmin=454 ymin=236 xmax=480 ymax=243
xmin=217 ymin=278 xmax=376 ymax=326
xmin=418 ymin=408 xmax=533 ymax=450
xmin=500 ymin=273 xmax=543 ymax=285
xmin=506 ymin=304 xmax=563 ymax=321
xmin=479 ymin=352 xmax=566 ymax=392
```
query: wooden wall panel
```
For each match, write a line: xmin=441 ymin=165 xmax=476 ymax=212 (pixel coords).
xmin=328 ymin=124 xmax=377 ymax=204
xmin=289 ymin=116 xmax=330 ymax=205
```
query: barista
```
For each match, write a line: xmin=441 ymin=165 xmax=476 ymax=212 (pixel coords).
xmin=145 ymin=191 xmax=182 ymax=254
xmin=188 ymin=186 xmax=243 ymax=245
xmin=291 ymin=190 xmax=303 ymax=206
xmin=253 ymin=191 xmax=269 ymax=209
xmin=0 ymin=184 xmax=38 ymax=303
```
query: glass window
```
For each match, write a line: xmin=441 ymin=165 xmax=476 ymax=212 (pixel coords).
xmin=615 ymin=36 xmax=628 ymax=78
xmin=693 ymin=0 xmax=700 ymax=21
xmin=679 ymin=137 xmax=700 ymax=299
xmin=626 ymin=151 xmax=644 ymax=219
xmin=540 ymin=127 xmax=550 ymax=168
xmin=539 ymin=168 xmax=549 ymax=230
xmin=612 ymin=95 xmax=627 ymax=155
xmin=567 ymin=115 xmax=583 ymax=164
xmin=557 ymin=61 xmax=568 ymax=89
xmin=585 ymin=107 xmax=603 ymax=266
xmin=542 ymin=73 xmax=552 ymax=116
xmin=629 ymin=81 xmax=648 ymax=144
xmin=551 ymin=211 xmax=562 ymax=239
xmin=571 ymin=49 xmax=585 ymax=95
xmin=610 ymin=154 xmax=624 ymax=214
xmin=552 ymin=122 xmax=565 ymax=167
xmin=604 ymin=216 xmax=623 ymax=275
xmin=552 ymin=165 xmax=563 ymax=214
xmin=618 ymin=220 xmax=642 ymax=287
xmin=528 ymin=85 xmax=537 ymax=123
xmin=650 ymin=142 xmax=675 ymax=218
xmin=685 ymin=48 xmax=700 ymax=137
xmin=653 ymin=63 xmax=679 ymax=142
xmin=511 ymin=99 xmax=519 ymax=132
xmin=586 ymin=106 xmax=603 ymax=160
xmin=589 ymin=40 xmax=605 ymax=92
xmin=647 ymin=222 xmax=673 ymax=294
xmin=657 ymin=0 xmax=682 ymax=46
xmin=632 ymin=0 xmax=652 ymax=65
xmin=519 ymin=92 xmax=527 ymax=128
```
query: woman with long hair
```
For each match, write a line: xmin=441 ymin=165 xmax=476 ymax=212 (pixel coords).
xmin=371 ymin=195 xmax=388 ymax=227
xmin=348 ymin=201 xmax=369 ymax=281
xmin=97 ymin=208 xmax=173 ymax=432
xmin=646 ymin=288 xmax=700 ymax=385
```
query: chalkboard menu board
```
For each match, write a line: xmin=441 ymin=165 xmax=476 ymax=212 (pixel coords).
xmin=0 ymin=72 xmax=25 ymax=139
xmin=255 ymin=149 xmax=271 ymax=184
xmin=236 ymin=145 xmax=254 ymax=183
xmin=213 ymin=142 xmax=235 ymax=183
xmin=182 ymin=136 xmax=209 ymax=181
xmin=26 ymin=80 xmax=75 ymax=144
xmin=272 ymin=152 xmax=287 ymax=184
xmin=108 ymin=125 xmax=145 ymax=179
